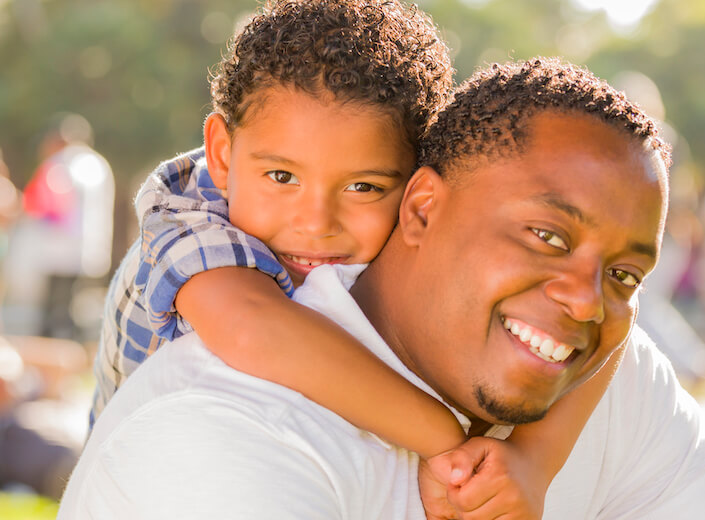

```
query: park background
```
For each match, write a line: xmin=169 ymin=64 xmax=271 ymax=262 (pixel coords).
xmin=1 ymin=0 xmax=704 ymax=517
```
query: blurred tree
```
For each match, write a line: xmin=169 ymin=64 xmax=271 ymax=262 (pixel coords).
xmin=0 ymin=0 xmax=257 ymax=188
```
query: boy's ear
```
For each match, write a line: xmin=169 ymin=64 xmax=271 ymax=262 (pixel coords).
xmin=204 ymin=113 xmax=232 ymax=190
xmin=398 ymin=166 xmax=446 ymax=247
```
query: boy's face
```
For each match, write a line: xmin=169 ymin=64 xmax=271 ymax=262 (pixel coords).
xmin=392 ymin=111 xmax=668 ymax=425
xmin=209 ymin=86 xmax=415 ymax=287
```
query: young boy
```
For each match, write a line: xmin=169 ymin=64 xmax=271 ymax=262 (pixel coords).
xmin=92 ymin=0 xmax=621 ymax=515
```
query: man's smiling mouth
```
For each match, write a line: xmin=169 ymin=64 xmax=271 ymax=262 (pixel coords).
xmin=502 ymin=317 xmax=575 ymax=363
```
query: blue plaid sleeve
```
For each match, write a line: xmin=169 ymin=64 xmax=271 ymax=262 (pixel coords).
xmin=134 ymin=147 xmax=294 ymax=341
xmin=90 ymin=148 xmax=294 ymax=425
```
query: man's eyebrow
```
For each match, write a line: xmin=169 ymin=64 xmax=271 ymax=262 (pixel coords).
xmin=532 ymin=192 xmax=594 ymax=226
xmin=627 ymin=240 xmax=657 ymax=260
xmin=533 ymin=192 xmax=657 ymax=260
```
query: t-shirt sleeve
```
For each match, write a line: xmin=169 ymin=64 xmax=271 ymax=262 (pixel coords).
xmin=596 ymin=327 xmax=705 ymax=519
xmin=133 ymin=148 xmax=294 ymax=340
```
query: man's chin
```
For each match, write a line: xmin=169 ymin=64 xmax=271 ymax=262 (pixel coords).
xmin=475 ymin=386 xmax=549 ymax=425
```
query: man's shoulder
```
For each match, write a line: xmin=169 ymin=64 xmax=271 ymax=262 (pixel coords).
xmin=74 ymin=332 xmax=423 ymax=520
xmin=615 ymin=324 xmax=691 ymax=392
xmin=94 ymin=332 xmax=368 ymax=443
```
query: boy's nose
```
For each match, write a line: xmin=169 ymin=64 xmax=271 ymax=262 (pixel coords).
xmin=292 ymin=196 xmax=342 ymax=239
xmin=544 ymin=262 xmax=606 ymax=324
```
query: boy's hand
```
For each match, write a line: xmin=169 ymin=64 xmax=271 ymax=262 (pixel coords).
xmin=419 ymin=436 xmax=548 ymax=520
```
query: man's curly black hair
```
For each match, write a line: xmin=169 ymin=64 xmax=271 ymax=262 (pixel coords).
xmin=210 ymin=0 xmax=453 ymax=150
xmin=420 ymin=57 xmax=672 ymax=179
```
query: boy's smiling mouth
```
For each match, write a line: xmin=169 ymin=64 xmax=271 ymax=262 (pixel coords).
xmin=501 ymin=316 xmax=576 ymax=363
xmin=278 ymin=253 xmax=352 ymax=285
xmin=280 ymin=254 xmax=349 ymax=267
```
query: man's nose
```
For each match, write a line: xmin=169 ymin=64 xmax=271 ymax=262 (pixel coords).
xmin=291 ymin=193 xmax=342 ymax=239
xmin=544 ymin=261 xmax=606 ymax=324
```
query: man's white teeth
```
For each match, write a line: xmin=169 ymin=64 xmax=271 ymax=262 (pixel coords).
xmin=503 ymin=318 xmax=574 ymax=363
xmin=519 ymin=328 xmax=532 ymax=342
xmin=553 ymin=344 xmax=569 ymax=361
xmin=539 ymin=339 xmax=555 ymax=357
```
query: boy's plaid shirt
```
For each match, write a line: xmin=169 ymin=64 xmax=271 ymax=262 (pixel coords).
xmin=90 ymin=147 xmax=293 ymax=425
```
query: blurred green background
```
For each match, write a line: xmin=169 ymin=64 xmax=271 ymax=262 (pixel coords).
xmin=2 ymin=0 xmax=704 ymax=218
xmin=0 ymin=0 xmax=704 ymax=517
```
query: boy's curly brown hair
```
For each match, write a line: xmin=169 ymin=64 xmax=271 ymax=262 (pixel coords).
xmin=210 ymin=0 xmax=453 ymax=150
xmin=420 ymin=57 xmax=672 ymax=178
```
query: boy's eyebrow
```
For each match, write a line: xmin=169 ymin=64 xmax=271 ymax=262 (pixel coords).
xmin=251 ymin=153 xmax=299 ymax=166
xmin=251 ymin=152 xmax=404 ymax=178
xmin=532 ymin=192 xmax=657 ymax=260
xmin=354 ymin=168 xmax=405 ymax=178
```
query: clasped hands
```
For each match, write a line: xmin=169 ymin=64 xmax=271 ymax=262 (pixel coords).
xmin=419 ymin=436 xmax=549 ymax=520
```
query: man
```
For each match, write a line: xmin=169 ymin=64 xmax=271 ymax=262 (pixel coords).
xmin=59 ymin=58 xmax=704 ymax=519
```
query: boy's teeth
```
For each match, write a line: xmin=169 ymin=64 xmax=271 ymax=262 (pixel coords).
xmin=289 ymin=255 xmax=323 ymax=266
xmin=502 ymin=318 xmax=575 ymax=364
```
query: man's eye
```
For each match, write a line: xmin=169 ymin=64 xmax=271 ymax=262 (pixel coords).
xmin=267 ymin=171 xmax=298 ymax=185
xmin=608 ymin=268 xmax=641 ymax=288
xmin=530 ymin=227 xmax=568 ymax=251
xmin=345 ymin=182 xmax=382 ymax=193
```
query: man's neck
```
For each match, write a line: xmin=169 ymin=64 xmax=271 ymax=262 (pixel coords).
xmin=349 ymin=246 xmax=411 ymax=371
xmin=350 ymin=246 xmax=493 ymax=434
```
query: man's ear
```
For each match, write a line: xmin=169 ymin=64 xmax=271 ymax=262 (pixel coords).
xmin=398 ymin=166 xmax=445 ymax=247
xmin=204 ymin=113 xmax=232 ymax=190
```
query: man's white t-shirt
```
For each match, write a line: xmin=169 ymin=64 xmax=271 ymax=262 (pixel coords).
xmin=59 ymin=265 xmax=705 ymax=519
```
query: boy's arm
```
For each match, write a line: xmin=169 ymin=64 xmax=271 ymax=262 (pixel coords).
xmin=175 ymin=265 xmax=467 ymax=458
xmin=507 ymin=345 xmax=625 ymax=484
xmin=133 ymin=148 xmax=292 ymax=342
xmin=419 ymin=346 xmax=625 ymax=519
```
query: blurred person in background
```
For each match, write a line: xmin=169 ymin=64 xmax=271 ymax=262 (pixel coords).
xmin=0 ymin=335 xmax=86 ymax=500
xmin=4 ymin=113 xmax=115 ymax=340
xmin=636 ymin=164 xmax=705 ymax=387
xmin=0 ymin=149 xmax=21 ymax=321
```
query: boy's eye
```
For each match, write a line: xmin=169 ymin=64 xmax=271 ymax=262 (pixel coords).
xmin=267 ymin=171 xmax=299 ymax=185
xmin=345 ymin=182 xmax=381 ymax=193
xmin=530 ymin=227 xmax=569 ymax=251
xmin=608 ymin=268 xmax=641 ymax=288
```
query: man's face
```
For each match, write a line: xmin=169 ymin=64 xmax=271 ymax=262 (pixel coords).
xmin=398 ymin=112 xmax=667 ymax=425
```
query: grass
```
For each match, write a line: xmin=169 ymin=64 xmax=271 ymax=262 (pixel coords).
xmin=0 ymin=492 xmax=59 ymax=520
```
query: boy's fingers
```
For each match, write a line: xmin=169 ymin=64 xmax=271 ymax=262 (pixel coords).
xmin=448 ymin=438 xmax=493 ymax=486
xmin=447 ymin=478 xmax=496 ymax=514
xmin=456 ymin=497 xmax=512 ymax=520
xmin=449 ymin=476 xmax=539 ymax=520
xmin=448 ymin=457 xmax=512 ymax=512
